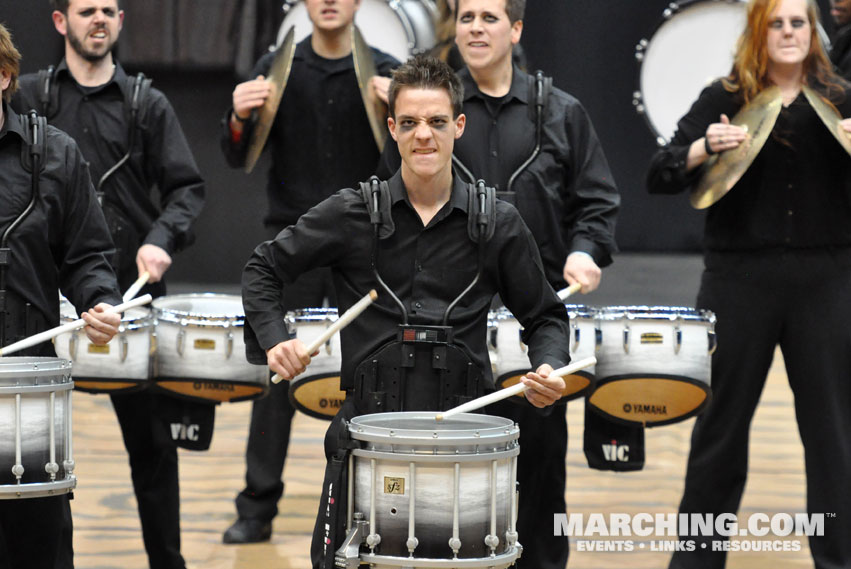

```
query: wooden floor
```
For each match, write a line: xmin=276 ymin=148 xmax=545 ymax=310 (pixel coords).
xmin=64 ymin=347 xmax=812 ymax=569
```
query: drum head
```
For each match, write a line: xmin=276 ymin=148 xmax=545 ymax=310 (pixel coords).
xmin=152 ymin=294 xmax=244 ymax=323
xmin=637 ymin=0 xmax=746 ymax=143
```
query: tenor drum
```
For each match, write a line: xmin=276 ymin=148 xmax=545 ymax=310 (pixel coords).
xmin=277 ymin=0 xmax=438 ymax=64
xmin=588 ymin=306 xmax=715 ymax=427
xmin=54 ymin=297 xmax=152 ymax=393
xmin=152 ymin=294 xmax=268 ymax=403
xmin=0 ymin=357 xmax=76 ymax=499
xmin=633 ymin=0 xmax=747 ymax=145
xmin=493 ymin=306 xmax=597 ymax=405
xmin=286 ymin=308 xmax=346 ymax=420
xmin=338 ymin=412 xmax=522 ymax=568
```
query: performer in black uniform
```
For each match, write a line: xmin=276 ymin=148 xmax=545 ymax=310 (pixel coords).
xmin=0 ymin=22 xmax=121 ymax=569
xmin=647 ymin=0 xmax=851 ymax=567
xmin=830 ymin=0 xmax=851 ymax=77
xmin=241 ymin=56 xmax=572 ymax=569
xmin=12 ymin=2 xmax=205 ymax=568
xmin=220 ymin=0 xmax=397 ymax=544
xmin=378 ymin=2 xmax=620 ymax=567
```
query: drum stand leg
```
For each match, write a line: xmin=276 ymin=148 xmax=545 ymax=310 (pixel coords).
xmin=335 ymin=512 xmax=370 ymax=569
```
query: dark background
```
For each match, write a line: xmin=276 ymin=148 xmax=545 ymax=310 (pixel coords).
xmin=1 ymin=0 xmax=838 ymax=285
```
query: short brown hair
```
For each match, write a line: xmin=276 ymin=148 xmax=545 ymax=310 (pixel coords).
xmin=0 ymin=23 xmax=21 ymax=103
xmin=50 ymin=0 xmax=122 ymax=14
xmin=388 ymin=55 xmax=464 ymax=119
xmin=456 ymin=0 xmax=525 ymax=23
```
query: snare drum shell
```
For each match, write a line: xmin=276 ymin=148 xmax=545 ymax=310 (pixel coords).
xmin=0 ymin=358 xmax=75 ymax=497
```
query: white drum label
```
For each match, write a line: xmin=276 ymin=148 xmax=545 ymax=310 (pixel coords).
xmin=193 ymin=339 xmax=216 ymax=350
xmin=384 ymin=476 xmax=405 ymax=495
xmin=87 ymin=343 xmax=110 ymax=354
xmin=640 ymin=333 xmax=664 ymax=344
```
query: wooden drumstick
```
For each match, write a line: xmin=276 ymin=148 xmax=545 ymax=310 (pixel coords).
xmin=0 ymin=294 xmax=153 ymax=357
xmin=122 ymin=271 xmax=150 ymax=302
xmin=557 ymin=282 xmax=582 ymax=301
xmin=435 ymin=356 xmax=597 ymax=422
xmin=270 ymin=289 xmax=378 ymax=384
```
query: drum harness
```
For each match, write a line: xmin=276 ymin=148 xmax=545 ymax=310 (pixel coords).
xmin=326 ymin=176 xmax=498 ymax=568
xmin=452 ymin=70 xmax=552 ymax=200
xmin=0 ymin=111 xmax=48 ymax=348
xmin=38 ymin=66 xmax=152 ymax=273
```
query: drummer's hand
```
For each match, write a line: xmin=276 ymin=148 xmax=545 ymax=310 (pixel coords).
xmin=704 ymin=114 xmax=747 ymax=154
xmin=841 ymin=117 xmax=851 ymax=135
xmin=266 ymin=339 xmax=319 ymax=381
xmin=231 ymin=75 xmax=272 ymax=127
xmin=370 ymin=76 xmax=391 ymax=105
xmin=563 ymin=252 xmax=601 ymax=294
xmin=81 ymin=304 xmax=121 ymax=345
xmin=136 ymin=244 xmax=171 ymax=283
xmin=521 ymin=364 xmax=565 ymax=408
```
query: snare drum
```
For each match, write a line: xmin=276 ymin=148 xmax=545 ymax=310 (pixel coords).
xmin=493 ymin=306 xmax=597 ymax=404
xmin=589 ymin=306 xmax=716 ymax=427
xmin=54 ymin=297 xmax=152 ymax=393
xmin=0 ymin=357 xmax=76 ymax=499
xmin=152 ymin=294 xmax=268 ymax=403
xmin=286 ymin=308 xmax=346 ymax=420
xmin=337 ymin=412 xmax=521 ymax=568
xmin=277 ymin=0 xmax=437 ymax=63
xmin=633 ymin=0 xmax=747 ymax=145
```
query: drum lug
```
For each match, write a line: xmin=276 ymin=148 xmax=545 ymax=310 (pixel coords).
xmin=334 ymin=514 xmax=370 ymax=569
xmin=177 ymin=327 xmax=186 ymax=357
xmin=226 ymin=329 xmax=234 ymax=359
xmin=708 ymin=329 xmax=717 ymax=355
xmin=69 ymin=332 xmax=78 ymax=361
xmin=674 ymin=324 xmax=682 ymax=355
xmin=622 ymin=325 xmax=630 ymax=354
xmin=571 ymin=322 xmax=580 ymax=352
xmin=120 ymin=334 xmax=129 ymax=363
xmin=595 ymin=326 xmax=602 ymax=354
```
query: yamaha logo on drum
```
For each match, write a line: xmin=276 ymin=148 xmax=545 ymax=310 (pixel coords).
xmin=318 ymin=397 xmax=344 ymax=409
xmin=624 ymin=402 xmax=668 ymax=415
xmin=192 ymin=381 xmax=235 ymax=391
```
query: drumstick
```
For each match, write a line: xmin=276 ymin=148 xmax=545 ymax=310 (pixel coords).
xmin=434 ymin=356 xmax=597 ymax=422
xmin=557 ymin=282 xmax=582 ymax=301
xmin=270 ymin=289 xmax=378 ymax=384
xmin=0 ymin=294 xmax=153 ymax=357
xmin=122 ymin=271 xmax=150 ymax=302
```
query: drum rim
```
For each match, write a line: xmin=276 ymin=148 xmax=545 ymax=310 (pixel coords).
xmin=349 ymin=411 xmax=518 ymax=445
xmin=152 ymin=293 xmax=245 ymax=324
xmin=60 ymin=299 xmax=150 ymax=326
xmin=286 ymin=307 xmax=339 ymax=323
xmin=359 ymin=544 xmax=522 ymax=567
xmin=0 ymin=356 xmax=72 ymax=376
xmin=596 ymin=306 xmax=716 ymax=323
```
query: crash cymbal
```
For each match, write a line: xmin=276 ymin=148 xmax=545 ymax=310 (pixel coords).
xmin=690 ymin=86 xmax=782 ymax=209
xmin=352 ymin=25 xmax=387 ymax=152
xmin=244 ymin=26 xmax=297 ymax=174
xmin=802 ymin=85 xmax=851 ymax=158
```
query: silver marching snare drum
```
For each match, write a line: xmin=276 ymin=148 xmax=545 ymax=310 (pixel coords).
xmin=337 ymin=412 xmax=522 ymax=568
xmin=286 ymin=308 xmax=347 ymax=420
xmin=152 ymin=294 xmax=268 ymax=403
xmin=277 ymin=0 xmax=438 ymax=64
xmin=55 ymin=297 xmax=152 ymax=393
xmin=589 ymin=306 xmax=716 ymax=426
xmin=492 ymin=306 xmax=597 ymax=404
xmin=0 ymin=357 xmax=76 ymax=499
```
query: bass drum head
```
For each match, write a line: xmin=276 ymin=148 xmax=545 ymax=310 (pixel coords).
xmin=276 ymin=0 xmax=437 ymax=64
xmin=636 ymin=0 xmax=747 ymax=144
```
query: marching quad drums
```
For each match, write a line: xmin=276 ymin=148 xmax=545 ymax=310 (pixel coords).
xmin=336 ymin=412 xmax=522 ymax=568
xmin=0 ymin=357 xmax=75 ymax=499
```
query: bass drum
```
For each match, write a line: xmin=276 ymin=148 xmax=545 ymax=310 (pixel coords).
xmin=633 ymin=0 xmax=747 ymax=145
xmin=276 ymin=0 xmax=437 ymax=64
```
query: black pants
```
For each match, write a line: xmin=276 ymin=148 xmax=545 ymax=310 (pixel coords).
xmin=490 ymin=400 xmax=570 ymax=569
xmin=111 ymin=390 xmax=185 ymax=569
xmin=234 ymin=268 xmax=335 ymax=523
xmin=669 ymin=250 xmax=851 ymax=569
xmin=0 ymin=496 xmax=73 ymax=569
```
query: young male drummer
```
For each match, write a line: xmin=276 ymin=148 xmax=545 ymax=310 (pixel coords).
xmin=241 ymin=55 xmax=571 ymax=569
xmin=220 ymin=0 xmax=398 ymax=544
xmin=0 ymin=23 xmax=121 ymax=569
xmin=377 ymin=1 xmax=621 ymax=566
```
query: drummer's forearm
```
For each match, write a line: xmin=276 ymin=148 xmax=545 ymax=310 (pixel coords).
xmin=686 ymin=138 xmax=710 ymax=171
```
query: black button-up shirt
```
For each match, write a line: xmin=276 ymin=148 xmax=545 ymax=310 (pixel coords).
xmin=13 ymin=61 xmax=206 ymax=262
xmin=242 ymin=170 xmax=571 ymax=390
xmin=221 ymin=37 xmax=398 ymax=229
xmin=0 ymin=104 xmax=121 ymax=334
xmin=646 ymin=80 xmax=851 ymax=251
xmin=379 ymin=65 xmax=620 ymax=287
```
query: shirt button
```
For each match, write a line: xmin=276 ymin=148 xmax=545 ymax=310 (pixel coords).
xmin=787 ymin=183 xmax=793 ymax=189
xmin=416 ymin=263 xmax=423 ymax=272
xmin=83 ymin=127 xmax=89 ymax=134
xmin=787 ymin=210 xmax=793 ymax=216
xmin=414 ymin=301 xmax=422 ymax=309
xmin=492 ymin=120 xmax=497 ymax=126
xmin=491 ymin=150 xmax=498 ymax=157
xmin=327 ymin=98 xmax=334 ymax=105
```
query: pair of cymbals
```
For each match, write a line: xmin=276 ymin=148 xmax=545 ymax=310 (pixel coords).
xmin=244 ymin=26 xmax=387 ymax=173
xmin=690 ymin=85 xmax=851 ymax=209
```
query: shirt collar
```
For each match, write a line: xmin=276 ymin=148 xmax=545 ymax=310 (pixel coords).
xmin=459 ymin=64 xmax=528 ymax=105
xmin=54 ymin=58 xmax=128 ymax=95
xmin=295 ymin=35 xmax=354 ymax=71
xmin=387 ymin=168 xmax=470 ymax=214
xmin=0 ymin=102 xmax=26 ymax=142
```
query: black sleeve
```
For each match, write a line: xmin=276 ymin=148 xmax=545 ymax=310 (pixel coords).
xmin=560 ymin=97 xmax=620 ymax=267
xmin=56 ymin=133 xmax=122 ymax=310
xmin=141 ymin=90 xmax=206 ymax=255
xmin=220 ymin=53 xmax=275 ymax=169
xmin=646 ymin=81 xmax=739 ymax=195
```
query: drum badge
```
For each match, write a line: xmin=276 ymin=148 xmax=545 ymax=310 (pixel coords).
xmin=384 ymin=477 xmax=405 ymax=495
